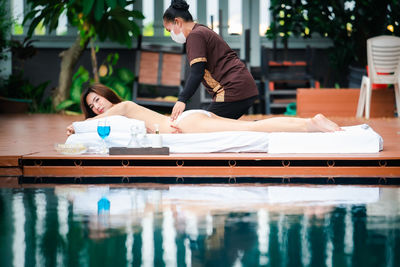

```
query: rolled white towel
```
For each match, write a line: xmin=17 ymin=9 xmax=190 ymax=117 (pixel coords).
xmin=72 ymin=115 xmax=145 ymax=134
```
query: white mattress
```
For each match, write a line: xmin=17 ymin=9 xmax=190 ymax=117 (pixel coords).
xmin=268 ymin=124 xmax=383 ymax=153
xmin=66 ymin=116 xmax=383 ymax=153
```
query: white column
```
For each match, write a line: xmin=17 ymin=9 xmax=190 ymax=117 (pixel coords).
xmin=141 ymin=211 xmax=154 ymax=267
xmin=185 ymin=211 xmax=198 ymax=241
xmin=162 ymin=208 xmax=177 ymax=267
xmin=134 ymin=0 xmax=143 ymax=30
xmin=257 ymin=209 xmax=269 ymax=266
xmin=197 ymin=0 xmax=207 ymax=25
xmin=300 ymin=215 xmax=311 ymax=267
xmin=184 ymin=238 xmax=192 ymax=267
xmin=218 ymin=0 xmax=229 ymax=38
xmin=277 ymin=213 xmax=288 ymax=267
xmin=35 ymin=193 xmax=47 ymax=267
xmin=57 ymin=196 xmax=69 ymax=267
xmin=12 ymin=193 xmax=26 ymax=267
xmin=344 ymin=206 xmax=354 ymax=265
xmin=125 ymin=223 xmax=134 ymax=267
xmin=250 ymin=0 xmax=261 ymax=66
xmin=1 ymin=0 xmax=12 ymax=79
xmin=206 ymin=213 xmax=213 ymax=236
xmin=241 ymin=0 xmax=250 ymax=60
xmin=23 ymin=0 xmax=30 ymax=35
xmin=241 ymin=0 xmax=261 ymax=66
xmin=154 ymin=0 xmax=164 ymax=37
xmin=324 ymin=214 xmax=333 ymax=267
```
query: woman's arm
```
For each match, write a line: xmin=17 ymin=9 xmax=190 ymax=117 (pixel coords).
xmin=89 ymin=101 xmax=132 ymax=119
xmin=66 ymin=101 xmax=134 ymax=136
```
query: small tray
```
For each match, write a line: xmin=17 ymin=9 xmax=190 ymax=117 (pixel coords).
xmin=109 ymin=147 xmax=170 ymax=155
xmin=54 ymin=143 xmax=87 ymax=155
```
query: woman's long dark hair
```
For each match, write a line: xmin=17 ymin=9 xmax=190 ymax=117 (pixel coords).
xmin=163 ymin=0 xmax=193 ymax=22
xmin=81 ymin=83 xmax=122 ymax=119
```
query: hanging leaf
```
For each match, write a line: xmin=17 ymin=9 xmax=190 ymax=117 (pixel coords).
xmin=105 ymin=0 xmax=117 ymax=9
xmin=83 ymin=0 xmax=95 ymax=16
xmin=94 ymin=0 xmax=105 ymax=21
xmin=117 ymin=0 xmax=127 ymax=7
xmin=116 ymin=67 xmax=134 ymax=84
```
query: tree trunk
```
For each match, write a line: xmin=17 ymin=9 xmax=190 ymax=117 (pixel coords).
xmin=53 ymin=35 xmax=89 ymax=110
xmin=90 ymin=40 xmax=100 ymax=83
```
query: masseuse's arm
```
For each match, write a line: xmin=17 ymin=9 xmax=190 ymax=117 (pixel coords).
xmin=170 ymin=62 xmax=206 ymax=121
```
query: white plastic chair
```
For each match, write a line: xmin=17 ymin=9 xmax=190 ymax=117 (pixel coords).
xmin=356 ymin=35 xmax=400 ymax=118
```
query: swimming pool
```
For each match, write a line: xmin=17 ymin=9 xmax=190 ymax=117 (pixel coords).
xmin=0 ymin=185 xmax=399 ymax=267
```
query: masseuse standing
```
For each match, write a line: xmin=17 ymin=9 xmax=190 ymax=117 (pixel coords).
xmin=163 ymin=0 xmax=259 ymax=120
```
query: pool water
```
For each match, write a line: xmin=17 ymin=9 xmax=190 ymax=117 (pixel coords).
xmin=0 ymin=185 xmax=399 ymax=267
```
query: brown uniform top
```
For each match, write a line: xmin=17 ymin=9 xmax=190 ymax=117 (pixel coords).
xmin=186 ymin=24 xmax=258 ymax=102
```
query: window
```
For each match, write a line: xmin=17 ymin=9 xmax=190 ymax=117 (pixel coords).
xmin=260 ymin=0 xmax=270 ymax=36
xmin=207 ymin=0 xmax=219 ymax=33
xmin=228 ymin=0 xmax=242 ymax=35
xmin=56 ymin=10 xmax=68 ymax=36
xmin=12 ymin=0 xmax=24 ymax=35
xmin=142 ymin=0 xmax=154 ymax=36
xmin=11 ymin=0 xmax=69 ymax=36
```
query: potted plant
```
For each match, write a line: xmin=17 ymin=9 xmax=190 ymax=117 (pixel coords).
xmin=267 ymin=0 xmax=400 ymax=87
xmin=0 ymin=35 xmax=51 ymax=113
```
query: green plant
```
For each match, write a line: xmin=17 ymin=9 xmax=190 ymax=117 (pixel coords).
xmin=99 ymin=53 xmax=134 ymax=100
xmin=1 ymin=72 xmax=51 ymax=112
xmin=267 ymin=0 xmax=400 ymax=85
xmin=23 ymin=0 xmax=144 ymax=110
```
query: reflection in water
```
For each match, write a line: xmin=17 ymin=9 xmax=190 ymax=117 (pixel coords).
xmin=35 ymin=192 xmax=46 ymax=267
xmin=57 ymin=195 xmax=69 ymax=266
xmin=1 ymin=185 xmax=400 ymax=267
xmin=163 ymin=208 xmax=177 ymax=267
xmin=142 ymin=210 xmax=154 ymax=267
xmin=257 ymin=209 xmax=269 ymax=266
xmin=301 ymin=214 xmax=310 ymax=267
xmin=12 ymin=193 xmax=25 ymax=267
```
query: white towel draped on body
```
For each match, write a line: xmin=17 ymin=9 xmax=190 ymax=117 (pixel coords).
xmin=66 ymin=115 xmax=383 ymax=153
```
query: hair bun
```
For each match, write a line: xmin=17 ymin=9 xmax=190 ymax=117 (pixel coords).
xmin=171 ymin=0 xmax=189 ymax=11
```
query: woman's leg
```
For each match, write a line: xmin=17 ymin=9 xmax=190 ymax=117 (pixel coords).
xmin=177 ymin=113 xmax=340 ymax=133
xmin=251 ymin=114 xmax=340 ymax=132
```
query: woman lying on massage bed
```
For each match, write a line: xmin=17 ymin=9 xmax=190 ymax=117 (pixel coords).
xmin=66 ymin=83 xmax=341 ymax=136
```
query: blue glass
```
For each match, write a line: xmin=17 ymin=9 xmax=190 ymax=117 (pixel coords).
xmin=97 ymin=126 xmax=110 ymax=139
xmin=98 ymin=196 xmax=110 ymax=214
xmin=97 ymin=120 xmax=110 ymax=153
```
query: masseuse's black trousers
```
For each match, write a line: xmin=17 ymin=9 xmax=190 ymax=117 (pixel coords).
xmin=207 ymin=95 xmax=258 ymax=119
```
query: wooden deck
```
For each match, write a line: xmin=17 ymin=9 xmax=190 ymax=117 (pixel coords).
xmin=1 ymin=114 xmax=400 ymax=184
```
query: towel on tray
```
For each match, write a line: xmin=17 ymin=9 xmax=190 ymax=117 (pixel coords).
xmin=66 ymin=116 xmax=383 ymax=153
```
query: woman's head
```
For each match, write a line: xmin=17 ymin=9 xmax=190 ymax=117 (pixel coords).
xmin=163 ymin=0 xmax=193 ymax=44
xmin=81 ymin=83 xmax=122 ymax=118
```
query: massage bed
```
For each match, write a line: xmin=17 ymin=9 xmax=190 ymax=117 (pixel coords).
xmin=65 ymin=115 xmax=383 ymax=154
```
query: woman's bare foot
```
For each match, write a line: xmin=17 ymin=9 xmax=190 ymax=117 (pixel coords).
xmin=306 ymin=114 xmax=341 ymax=132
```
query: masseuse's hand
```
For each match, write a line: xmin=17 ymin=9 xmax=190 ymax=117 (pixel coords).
xmin=170 ymin=101 xmax=186 ymax=121
xmin=170 ymin=121 xmax=183 ymax=134
xmin=66 ymin=124 xmax=75 ymax=136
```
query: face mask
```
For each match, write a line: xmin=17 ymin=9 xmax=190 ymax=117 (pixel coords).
xmin=170 ymin=26 xmax=186 ymax=44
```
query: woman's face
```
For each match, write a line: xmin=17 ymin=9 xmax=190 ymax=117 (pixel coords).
xmin=86 ymin=92 xmax=113 ymax=115
xmin=163 ymin=18 xmax=183 ymax=35
xmin=163 ymin=19 xmax=174 ymax=33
